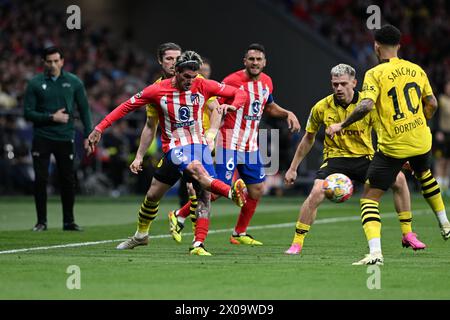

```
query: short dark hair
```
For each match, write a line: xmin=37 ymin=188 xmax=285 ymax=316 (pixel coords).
xmin=42 ymin=46 xmax=63 ymax=60
xmin=374 ymin=25 xmax=401 ymax=46
xmin=246 ymin=43 xmax=266 ymax=56
xmin=175 ymin=51 xmax=202 ymax=72
xmin=157 ymin=42 xmax=182 ymax=61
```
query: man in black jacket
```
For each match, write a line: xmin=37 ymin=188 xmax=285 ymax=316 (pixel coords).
xmin=24 ymin=46 xmax=92 ymax=231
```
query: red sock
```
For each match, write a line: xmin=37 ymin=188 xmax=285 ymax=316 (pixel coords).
xmin=234 ymin=194 xmax=259 ymax=234
xmin=177 ymin=201 xmax=191 ymax=219
xmin=210 ymin=179 xmax=231 ymax=198
xmin=194 ymin=217 xmax=210 ymax=243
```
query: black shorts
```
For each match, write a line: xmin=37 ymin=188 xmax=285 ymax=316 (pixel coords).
xmin=153 ymin=154 xmax=182 ymax=186
xmin=315 ymin=156 xmax=372 ymax=183
xmin=367 ymin=150 xmax=432 ymax=191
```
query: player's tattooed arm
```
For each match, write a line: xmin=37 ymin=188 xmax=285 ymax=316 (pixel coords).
xmin=340 ymin=98 xmax=374 ymax=128
xmin=423 ymin=95 xmax=438 ymax=120
xmin=326 ymin=98 xmax=373 ymax=138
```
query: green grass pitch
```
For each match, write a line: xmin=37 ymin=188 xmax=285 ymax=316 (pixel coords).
xmin=1 ymin=193 xmax=450 ymax=300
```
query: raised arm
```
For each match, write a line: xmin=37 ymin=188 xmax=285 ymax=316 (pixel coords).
xmin=203 ymin=79 xmax=246 ymax=111
xmin=88 ymin=85 xmax=156 ymax=153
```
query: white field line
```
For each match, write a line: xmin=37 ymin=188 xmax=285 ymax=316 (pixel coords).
xmin=0 ymin=209 xmax=431 ymax=255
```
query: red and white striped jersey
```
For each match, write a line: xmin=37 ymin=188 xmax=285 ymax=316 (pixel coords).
xmin=219 ymin=70 xmax=273 ymax=152
xmin=95 ymin=77 xmax=246 ymax=153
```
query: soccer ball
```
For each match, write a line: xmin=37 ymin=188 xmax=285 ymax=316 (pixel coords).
xmin=322 ymin=173 xmax=353 ymax=203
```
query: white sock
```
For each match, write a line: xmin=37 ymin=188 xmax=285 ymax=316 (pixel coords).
xmin=368 ymin=238 xmax=382 ymax=254
xmin=176 ymin=210 xmax=186 ymax=224
xmin=436 ymin=210 xmax=450 ymax=226
xmin=228 ymin=190 xmax=232 ymax=199
xmin=193 ymin=241 xmax=202 ymax=247
xmin=134 ymin=231 xmax=148 ymax=239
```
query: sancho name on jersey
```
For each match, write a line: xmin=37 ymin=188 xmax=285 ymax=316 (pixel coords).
xmin=362 ymin=57 xmax=434 ymax=158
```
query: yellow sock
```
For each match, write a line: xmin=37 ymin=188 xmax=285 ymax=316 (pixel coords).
xmin=137 ymin=196 xmax=159 ymax=234
xmin=416 ymin=170 xmax=445 ymax=213
xmin=292 ymin=221 xmax=310 ymax=246
xmin=189 ymin=195 xmax=198 ymax=231
xmin=397 ymin=211 xmax=412 ymax=235
xmin=360 ymin=198 xmax=381 ymax=240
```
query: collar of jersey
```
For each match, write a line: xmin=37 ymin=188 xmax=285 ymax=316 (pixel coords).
xmin=380 ymin=57 xmax=400 ymax=64
xmin=333 ymin=90 xmax=359 ymax=108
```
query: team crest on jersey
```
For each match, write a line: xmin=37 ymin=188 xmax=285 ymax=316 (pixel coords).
xmin=225 ymin=171 xmax=233 ymax=181
xmin=191 ymin=94 xmax=199 ymax=105
xmin=262 ymin=88 xmax=267 ymax=96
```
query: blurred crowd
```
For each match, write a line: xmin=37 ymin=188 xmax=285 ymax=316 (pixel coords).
xmin=0 ymin=0 xmax=165 ymax=196
xmin=279 ymin=0 xmax=450 ymax=93
xmin=0 ymin=0 xmax=295 ymax=197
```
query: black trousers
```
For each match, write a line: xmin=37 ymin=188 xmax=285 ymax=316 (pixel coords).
xmin=31 ymin=136 xmax=76 ymax=225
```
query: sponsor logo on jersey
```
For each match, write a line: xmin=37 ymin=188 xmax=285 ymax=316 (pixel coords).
xmin=178 ymin=105 xmax=190 ymax=121
xmin=252 ymin=100 xmax=261 ymax=114
xmin=244 ymin=115 xmax=261 ymax=121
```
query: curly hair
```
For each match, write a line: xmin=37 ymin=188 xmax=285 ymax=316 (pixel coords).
xmin=175 ymin=50 xmax=203 ymax=72
xmin=374 ymin=25 xmax=401 ymax=46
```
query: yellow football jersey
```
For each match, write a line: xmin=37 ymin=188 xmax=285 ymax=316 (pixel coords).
xmin=306 ymin=92 xmax=376 ymax=160
xmin=362 ymin=57 xmax=434 ymax=158
xmin=197 ymin=74 xmax=217 ymax=132
xmin=145 ymin=77 xmax=162 ymax=119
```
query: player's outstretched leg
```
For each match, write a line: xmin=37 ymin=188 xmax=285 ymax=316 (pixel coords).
xmin=187 ymin=161 xmax=247 ymax=208
xmin=415 ymin=170 xmax=450 ymax=240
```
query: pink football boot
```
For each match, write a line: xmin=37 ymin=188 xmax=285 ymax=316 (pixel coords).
xmin=285 ymin=243 xmax=302 ymax=255
xmin=402 ymin=232 xmax=426 ymax=250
